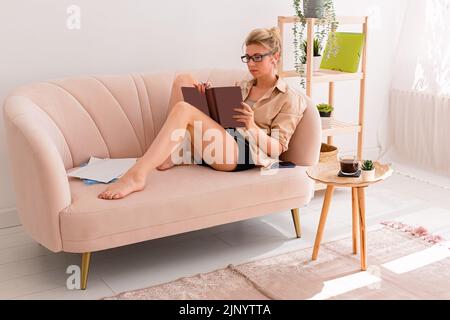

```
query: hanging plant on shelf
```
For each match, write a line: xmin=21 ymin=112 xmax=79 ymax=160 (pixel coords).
xmin=292 ymin=0 xmax=339 ymax=88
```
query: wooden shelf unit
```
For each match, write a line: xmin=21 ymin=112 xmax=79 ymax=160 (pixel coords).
xmin=279 ymin=69 xmax=364 ymax=83
xmin=277 ymin=15 xmax=368 ymax=192
xmin=322 ymin=119 xmax=361 ymax=137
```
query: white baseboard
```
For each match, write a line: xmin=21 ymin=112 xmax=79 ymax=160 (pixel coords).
xmin=0 ymin=207 xmax=20 ymax=228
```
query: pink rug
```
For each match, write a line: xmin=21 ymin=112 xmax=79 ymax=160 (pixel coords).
xmin=104 ymin=224 xmax=450 ymax=300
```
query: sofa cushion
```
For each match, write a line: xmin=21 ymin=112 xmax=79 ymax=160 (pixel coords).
xmin=60 ymin=164 xmax=313 ymax=245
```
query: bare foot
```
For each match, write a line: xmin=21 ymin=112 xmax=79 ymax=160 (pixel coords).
xmin=156 ymin=155 xmax=176 ymax=171
xmin=98 ymin=169 xmax=147 ymax=200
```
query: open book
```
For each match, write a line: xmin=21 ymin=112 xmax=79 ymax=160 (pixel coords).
xmin=181 ymin=86 xmax=243 ymax=128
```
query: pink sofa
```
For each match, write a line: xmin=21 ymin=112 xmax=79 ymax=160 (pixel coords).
xmin=2 ymin=68 xmax=321 ymax=289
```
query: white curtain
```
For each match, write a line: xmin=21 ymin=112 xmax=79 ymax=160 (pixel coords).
xmin=380 ymin=0 xmax=450 ymax=181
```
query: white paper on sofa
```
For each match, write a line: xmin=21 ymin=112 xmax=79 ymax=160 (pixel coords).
xmin=67 ymin=156 xmax=137 ymax=183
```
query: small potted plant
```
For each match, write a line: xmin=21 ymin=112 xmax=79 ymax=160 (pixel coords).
xmin=316 ymin=103 xmax=333 ymax=129
xmin=300 ymin=38 xmax=322 ymax=71
xmin=316 ymin=103 xmax=333 ymax=116
xmin=361 ymin=160 xmax=375 ymax=181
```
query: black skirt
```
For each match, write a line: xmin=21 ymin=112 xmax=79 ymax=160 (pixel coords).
xmin=198 ymin=127 xmax=256 ymax=172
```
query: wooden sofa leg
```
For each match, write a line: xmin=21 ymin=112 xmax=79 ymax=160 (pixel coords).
xmin=291 ymin=208 xmax=302 ymax=238
xmin=81 ymin=252 xmax=91 ymax=290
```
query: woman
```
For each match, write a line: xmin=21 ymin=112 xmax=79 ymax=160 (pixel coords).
xmin=98 ymin=27 xmax=305 ymax=200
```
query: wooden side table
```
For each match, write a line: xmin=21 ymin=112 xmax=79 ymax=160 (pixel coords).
xmin=306 ymin=161 xmax=393 ymax=270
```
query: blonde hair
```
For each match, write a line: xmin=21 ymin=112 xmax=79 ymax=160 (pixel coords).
xmin=243 ymin=27 xmax=282 ymax=70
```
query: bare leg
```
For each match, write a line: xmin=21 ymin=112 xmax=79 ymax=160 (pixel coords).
xmin=155 ymin=157 xmax=175 ymax=171
xmin=156 ymin=123 xmax=197 ymax=171
xmin=157 ymin=73 xmax=200 ymax=171
xmin=98 ymin=102 xmax=239 ymax=200
xmin=167 ymin=73 xmax=199 ymax=113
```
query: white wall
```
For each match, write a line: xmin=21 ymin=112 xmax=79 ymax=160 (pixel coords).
xmin=0 ymin=0 xmax=406 ymax=226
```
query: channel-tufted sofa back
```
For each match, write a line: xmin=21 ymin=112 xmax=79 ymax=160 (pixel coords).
xmin=4 ymin=68 xmax=253 ymax=170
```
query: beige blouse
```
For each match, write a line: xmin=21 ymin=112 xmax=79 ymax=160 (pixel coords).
xmin=235 ymin=75 xmax=307 ymax=170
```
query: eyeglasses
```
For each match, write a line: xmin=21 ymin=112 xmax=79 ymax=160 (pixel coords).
xmin=241 ymin=51 xmax=273 ymax=63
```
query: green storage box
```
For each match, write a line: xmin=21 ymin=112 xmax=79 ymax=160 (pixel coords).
xmin=320 ymin=32 xmax=365 ymax=73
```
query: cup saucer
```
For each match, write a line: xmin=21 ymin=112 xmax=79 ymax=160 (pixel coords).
xmin=338 ymin=170 xmax=361 ymax=178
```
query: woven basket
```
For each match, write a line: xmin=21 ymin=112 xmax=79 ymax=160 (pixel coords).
xmin=319 ymin=143 xmax=338 ymax=163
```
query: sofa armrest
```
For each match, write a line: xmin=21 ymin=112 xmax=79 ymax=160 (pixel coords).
xmin=3 ymin=96 xmax=71 ymax=252
xmin=280 ymin=94 xmax=322 ymax=166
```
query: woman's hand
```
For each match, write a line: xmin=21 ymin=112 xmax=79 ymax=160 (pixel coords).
xmin=233 ymin=102 xmax=257 ymax=130
xmin=193 ymin=81 xmax=211 ymax=94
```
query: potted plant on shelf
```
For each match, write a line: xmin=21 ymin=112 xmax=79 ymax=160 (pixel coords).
xmin=300 ymin=38 xmax=322 ymax=71
xmin=316 ymin=103 xmax=333 ymax=128
xmin=293 ymin=0 xmax=339 ymax=88
xmin=361 ymin=160 xmax=375 ymax=181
